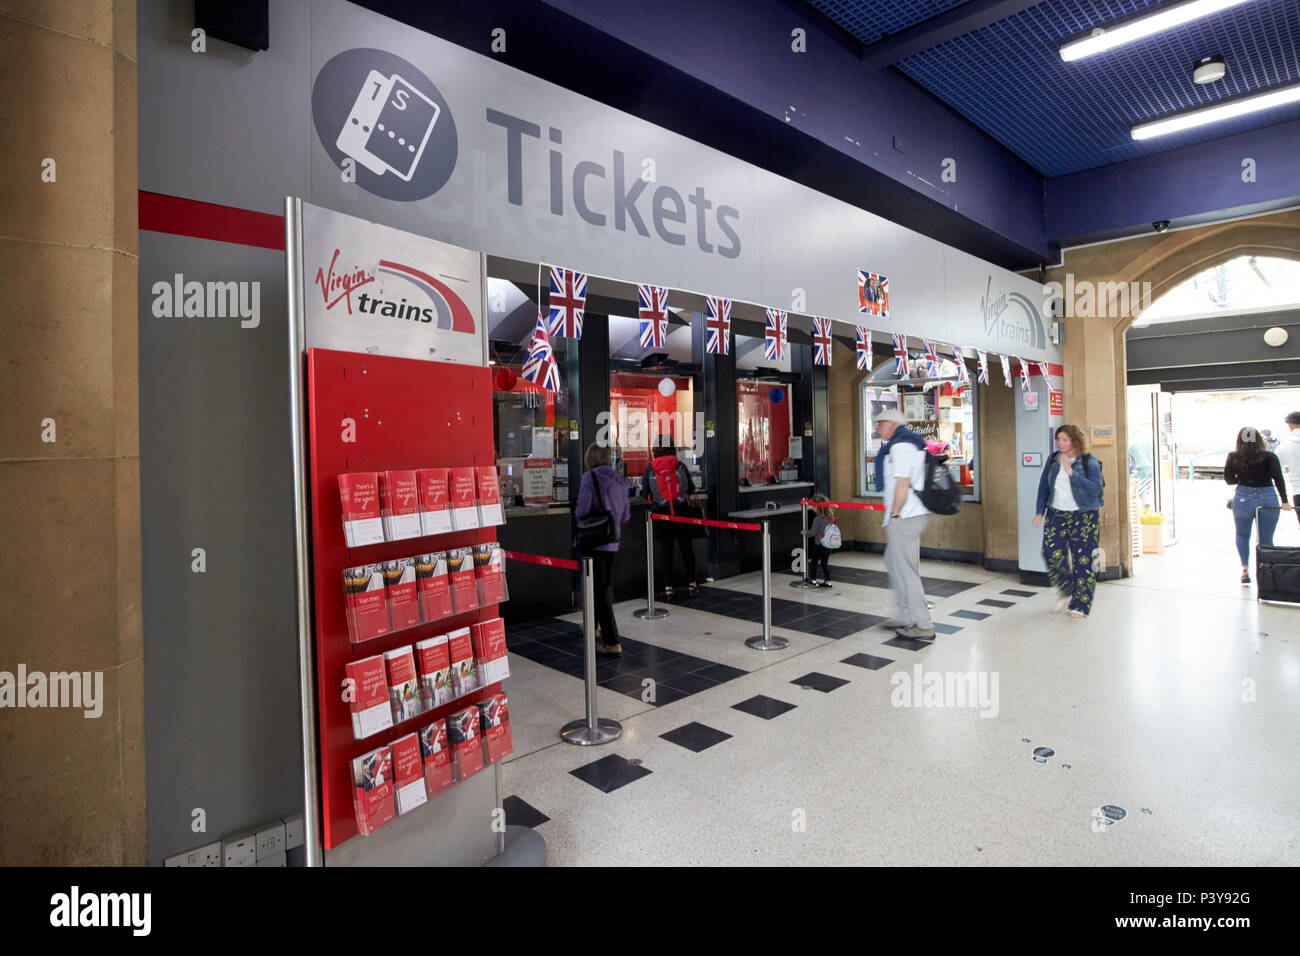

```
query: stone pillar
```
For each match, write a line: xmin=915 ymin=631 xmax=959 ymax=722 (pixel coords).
xmin=0 ymin=1 xmax=143 ymax=864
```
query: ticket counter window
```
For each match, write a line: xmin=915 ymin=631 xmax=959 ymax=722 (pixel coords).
xmin=487 ymin=277 xmax=574 ymax=508
xmin=737 ymin=380 xmax=795 ymax=484
xmin=860 ymin=358 xmax=978 ymax=500
xmin=606 ymin=313 xmax=704 ymax=497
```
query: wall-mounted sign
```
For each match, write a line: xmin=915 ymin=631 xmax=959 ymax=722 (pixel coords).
xmin=788 ymin=437 xmax=802 ymax=458
xmin=1091 ymin=424 xmax=1116 ymax=447
xmin=1022 ymin=391 xmax=1039 ymax=412
xmin=1022 ymin=452 xmax=1042 ymax=467
xmin=301 ymin=202 xmax=483 ymax=365
xmin=1049 ymin=389 xmax=1064 ymax=416
xmin=803 ymin=422 xmax=813 ymax=437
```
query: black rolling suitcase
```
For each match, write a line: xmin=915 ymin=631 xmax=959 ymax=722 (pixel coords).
xmin=1255 ymin=506 xmax=1300 ymax=605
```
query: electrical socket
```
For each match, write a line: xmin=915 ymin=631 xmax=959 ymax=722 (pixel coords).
xmin=283 ymin=814 xmax=304 ymax=850
xmin=164 ymin=840 xmax=221 ymax=867
xmin=222 ymin=832 xmax=257 ymax=868
xmin=255 ymin=821 xmax=286 ymax=861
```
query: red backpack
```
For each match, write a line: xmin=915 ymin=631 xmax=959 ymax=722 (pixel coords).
xmin=649 ymin=456 xmax=684 ymax=514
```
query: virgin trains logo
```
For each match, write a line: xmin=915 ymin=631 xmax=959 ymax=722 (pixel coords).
xmin=314 ymin=248 xmax=475 ymax=333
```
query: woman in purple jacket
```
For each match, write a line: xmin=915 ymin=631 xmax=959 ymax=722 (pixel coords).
xmin=576 ymin=443 xmax=632 ymax=655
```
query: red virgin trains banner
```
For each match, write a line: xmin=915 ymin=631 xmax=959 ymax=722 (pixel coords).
xmin=301 ymin=201 xmax=483 ymax=365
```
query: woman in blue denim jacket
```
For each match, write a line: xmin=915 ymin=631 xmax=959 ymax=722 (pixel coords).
xmin=1032 ymin=425 xmax=1104 ymax=618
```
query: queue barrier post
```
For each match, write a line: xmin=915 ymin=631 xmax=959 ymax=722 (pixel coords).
xmin=632 ymin=512 xmax=669 ymax=620
xmin=560 ymin=557 xmax=623 ymax=746
xmin=745 ymin=521 xmax=789 ymax=651
xmin=791 ymin=499 xmax=818 ymax=589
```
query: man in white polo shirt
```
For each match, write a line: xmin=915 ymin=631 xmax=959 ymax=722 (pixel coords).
xmin=873 ymin=409 xmax=935 ymax=639
xmin=1278 ymin=411 xmax=1300 ymax=526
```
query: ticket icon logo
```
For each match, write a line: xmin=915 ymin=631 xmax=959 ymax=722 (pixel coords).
xmin=337 ymin=70 xmax=440 ymax=182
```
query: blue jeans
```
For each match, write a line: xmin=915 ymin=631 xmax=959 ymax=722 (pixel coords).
xmin=1230 ymin=486 xmax=1279 ymax=566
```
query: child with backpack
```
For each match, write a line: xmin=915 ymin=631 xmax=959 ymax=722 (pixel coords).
xmin=805 ymin=494 xmax=840 ymax=587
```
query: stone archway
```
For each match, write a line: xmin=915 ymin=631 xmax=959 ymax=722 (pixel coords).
xmin=1044 ymin=208 xmax=1300 ymax=575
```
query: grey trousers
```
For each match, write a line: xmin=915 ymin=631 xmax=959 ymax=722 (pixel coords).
xmin=885 ymin=513 xmax=932 ymax=629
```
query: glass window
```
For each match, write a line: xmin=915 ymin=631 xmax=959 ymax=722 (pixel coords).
xmin=860 ymin=357 xmax=978 ymax=500
xmin=734 ymin=330 xmax=799 ymax=485
xmin=606 ymin=312 xmax=704 ymax=497
xmin=487 ymin=276 xmax=574 ymax=508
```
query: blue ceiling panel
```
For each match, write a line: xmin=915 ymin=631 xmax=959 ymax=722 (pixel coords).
xmin=808 ymin=0 xmax=1300 ymax=176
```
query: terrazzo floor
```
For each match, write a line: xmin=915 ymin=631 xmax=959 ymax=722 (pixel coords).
xmin=496 ymin=492 xmax=1300 ymax=866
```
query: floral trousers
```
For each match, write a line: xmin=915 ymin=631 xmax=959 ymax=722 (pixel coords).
xmin=1042 ymin=507 xmax=1101 ymax=615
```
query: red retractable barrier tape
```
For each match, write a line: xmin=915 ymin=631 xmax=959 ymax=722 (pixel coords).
xmin=800 ymin=499 xmax=886 ymax=511
xmin=651 ymin=513 xmax=763 ymax=532
xmin=500 ymin=550 xmax=580 ymax=571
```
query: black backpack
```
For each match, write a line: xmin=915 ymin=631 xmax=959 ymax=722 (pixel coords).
xmin=918 ymin=450 xmax=962 ymax=516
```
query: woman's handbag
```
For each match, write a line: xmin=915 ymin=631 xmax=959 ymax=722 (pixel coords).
xmin=576 ymin=476 xmax=617 ymax=555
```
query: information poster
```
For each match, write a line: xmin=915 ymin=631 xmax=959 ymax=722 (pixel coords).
xmin=523 ymin=459 xmax=553 ymax=505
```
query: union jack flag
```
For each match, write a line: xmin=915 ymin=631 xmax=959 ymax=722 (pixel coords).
xmin=923 ymin=340 xmax=941 ymax=377
xmin=976 ymin=349 xmax=990 ymax=384
xmin=705 ymin=296 xmax=731 ymax=355
xmin=1038 ymin=361 xmax=1051 ymax=383
xmin=1018 ymin=358 xmax=1031 ymax=391
xmin=547 ymin=266 xmax=586 ymax=339
xmin=999 ymin=354 xmax=1012 ymax=387
xmin=855 ymin=326 xmax=872 ymax=370
xmin=521 ymin=313 xmax=560 ymax=392
xmin=812 ymin=317 xmax=833 ymax=366
xmin=891 ymin=332 xmax=908 ymax=376
xmin=638 ymin=284 xmax=669 ymax=349
xmin=764 ymin=308 xmax=787 ymax=362
xmin=952 ymin=345 xmax=970 ymax=384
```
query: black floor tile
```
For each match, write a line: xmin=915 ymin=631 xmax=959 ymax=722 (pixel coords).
xmin=1001 ymin=588 xmax=1037 ymax=597
xmin=977 ymin=598 xmax=1014 ymax=609
xmin=694 ymin=662 xmax=747 ymax=683
xmin=647 ymin=684 xmax=691 ymax=706
xmin=883 ymin=635 xmax=933 ymax=651
xmin=665 ymin=586 xmax=885 ymax=639
xmin=842 ymin=653 xmax=894 ymax=670
xmin=791 ymin=672 xmax=850 ymax=693
xmin=921 ymin=578 xmax=979 ymax=597
xmin=933 ymin=623 xmax=964 ymax=635
xmin=660 ymin=721 xmax=732 ymax=753
xmin=660 ymin=671 xmax=720 ymax=695
xmin=502 ymin=795 xmax=549 ymax=829
xmin=732 ymin=694 xmax=797 ymax=719
xmin=951 ymin=609 xmax=991 ymax=620
xmin=599 ymin=673 xmax=650 ymax=697
xmin=569 ymin=754 xmax=652 ymax=793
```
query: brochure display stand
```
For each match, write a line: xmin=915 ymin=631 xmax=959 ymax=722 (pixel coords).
xmin=287 ymin=199 xmax=512 ymax=863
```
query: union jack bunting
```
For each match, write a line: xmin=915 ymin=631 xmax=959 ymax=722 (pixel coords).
xmin=1018 ymin=358 xmax=1031 ymax=391
xmin=923 ymin=340 xmax=941 ymax=377
xmin=1038 ymin=361 xmax=1052 ymax=383
xmin=812 ymin=317 xmax=833 ymax=366
xmin=637 ymin=284 xmax=669 ymax=349
xmin=705 ymin=296 xmax=731 ymax=355
xmin=855 ymin=326 xmax=873 ymax=370
xmin=547 ymin=266 xmax=587 ymax=339
xmin=999 ymin=354 xmax=1012 ymax=387
xmin=976 ymin=350 xmax=990 ymax=385
xmin=951 ymin=345 xmax=971 ymax=384
xmin=521 ymin=313 xmax=561 ymax=392
xmin=764 ymin=308 xmax=787 ymax=362
xmin=891 ymin=332 xmax=909 ymax=376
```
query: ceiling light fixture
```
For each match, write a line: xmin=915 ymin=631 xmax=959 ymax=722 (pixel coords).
xmin=1192 ymin=54 xmax=1226 ymax=84
xmin=1132 ymin=81 xmax=1300 ymax=139
xmin=1059 ymin=0 xmax=1248 ymax=62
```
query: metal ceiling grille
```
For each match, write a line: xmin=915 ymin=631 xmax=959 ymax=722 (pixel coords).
xmin=808 ymin=0 xmax=1300 ymax=176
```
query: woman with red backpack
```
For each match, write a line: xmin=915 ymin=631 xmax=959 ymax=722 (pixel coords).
xmin=643 ymin=438 xmax=701 ymax=598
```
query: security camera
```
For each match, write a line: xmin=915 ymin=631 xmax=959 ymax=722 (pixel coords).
xmin=1153 ymin=220 xmax=1170 ymax=233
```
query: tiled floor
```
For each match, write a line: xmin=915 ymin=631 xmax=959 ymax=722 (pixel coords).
xmin=497 ymin=533 xmax=1300 ymax=866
